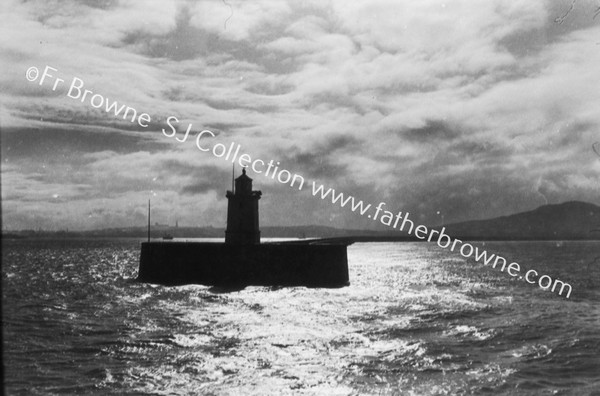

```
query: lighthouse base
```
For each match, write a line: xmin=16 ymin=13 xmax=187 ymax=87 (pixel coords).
xmin=138 ymin=241 xmax=351 ymax=288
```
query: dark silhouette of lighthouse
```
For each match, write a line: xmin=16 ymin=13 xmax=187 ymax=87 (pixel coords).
xmin=139 ymin=166 xmax=351 ymax=287
xmin=225 ymin=168 xmax=262 ymax=244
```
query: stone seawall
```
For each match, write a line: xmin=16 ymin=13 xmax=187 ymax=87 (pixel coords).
xmin=138 ymin=242 xmax=350 ymax=287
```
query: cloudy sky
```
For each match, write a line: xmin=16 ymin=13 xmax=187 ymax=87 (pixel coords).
xmin=1 ymin=0 xmax=599 ymax=231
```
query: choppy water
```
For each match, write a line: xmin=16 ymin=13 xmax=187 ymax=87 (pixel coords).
xmin=2 ymin=239 xmax=600 ymax=395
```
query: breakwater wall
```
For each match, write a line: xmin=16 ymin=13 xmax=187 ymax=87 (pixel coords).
xmin=138 ymin=241 xmax=350 ymax=287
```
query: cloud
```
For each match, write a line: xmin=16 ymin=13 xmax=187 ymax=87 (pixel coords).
xmin=1 ymin=0 xmax=599 ymax=231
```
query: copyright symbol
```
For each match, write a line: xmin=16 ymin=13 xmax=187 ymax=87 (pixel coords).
xmin=26 ymin=66 xmax=39 ymax=82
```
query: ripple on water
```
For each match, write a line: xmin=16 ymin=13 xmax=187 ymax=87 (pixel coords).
xmin=3 ymin=239 xmax=600 ymax=395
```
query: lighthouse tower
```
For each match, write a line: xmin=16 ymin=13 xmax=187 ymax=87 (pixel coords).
xmin=225 ymin=168 xmax=262 ymax=244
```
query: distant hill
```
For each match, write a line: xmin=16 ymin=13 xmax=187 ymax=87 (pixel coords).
xmin=441 ymin=201 xmax=600 ymax=240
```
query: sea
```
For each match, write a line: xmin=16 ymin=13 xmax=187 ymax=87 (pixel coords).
xmin=2 ymin=238 xmax=599 ymax=395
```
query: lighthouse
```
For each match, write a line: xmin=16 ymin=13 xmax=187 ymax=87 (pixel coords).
xmin=225 ymin=168 xmax=262 ymax=244
xmin=139 ymin=166 xmax=351 ymax=287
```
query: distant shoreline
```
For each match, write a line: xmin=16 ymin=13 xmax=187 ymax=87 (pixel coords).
xmin=4 ymin=201 xmax=599 ymax=242
xmin=2 ymin=233 xmax=599 ymax=242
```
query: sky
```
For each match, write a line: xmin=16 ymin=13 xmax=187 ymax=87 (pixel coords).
xmin=1 ymin=0 xmax=599 ymax=231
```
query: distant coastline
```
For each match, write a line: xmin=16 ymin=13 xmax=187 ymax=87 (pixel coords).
xmin=3 ymin=229 xmax=599 ymax=242
xmin=2 ymin=201 xmax=600 ymax=242
xmin=3 ymin=201 xmax=599 ymax=241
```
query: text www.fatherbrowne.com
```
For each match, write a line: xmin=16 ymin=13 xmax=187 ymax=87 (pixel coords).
xmin=310 ymin=182 xmax=573 ymax=298
xmin=26 ymin=64 xmax=573 ymax=299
